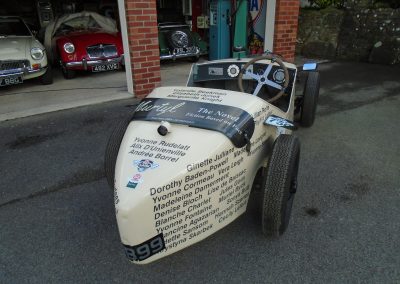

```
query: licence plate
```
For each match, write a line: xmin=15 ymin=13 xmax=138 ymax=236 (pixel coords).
xmin=92 ymin=63 xmax=119 ymax=72
xmin=0 ymin=75 xmax=23 ymax=86
xmin=174 ymin=46 xmax=197 ymax=54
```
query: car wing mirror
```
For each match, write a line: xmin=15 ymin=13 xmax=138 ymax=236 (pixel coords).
xmin=264 ymin=115 xmax=297 ymax=130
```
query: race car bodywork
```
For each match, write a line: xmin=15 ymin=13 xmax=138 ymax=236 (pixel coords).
xmin=105 ymin=55 xmax=319 ymax=264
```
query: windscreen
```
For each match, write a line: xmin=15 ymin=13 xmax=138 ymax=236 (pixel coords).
xmin=0 ymin=18 xmax=31 ymax=36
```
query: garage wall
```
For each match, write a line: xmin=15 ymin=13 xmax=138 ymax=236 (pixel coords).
xmin=123 ymin=0 xmax=161 ymax=98
xmin=273 ymin=0 xmax=300 ymax=62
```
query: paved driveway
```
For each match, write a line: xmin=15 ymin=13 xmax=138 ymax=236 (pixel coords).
xmin=0 ymin=61 xmax=399 ymax=283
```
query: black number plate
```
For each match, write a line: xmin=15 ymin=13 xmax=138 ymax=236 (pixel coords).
xmin=174 ymin=46 xmax=197 ymax=54
xmin=123 ymin=233 xmax=165 ymax=262
xmin=0 ymin=75 xmax=23 ymax=86
xmin=92 ymin=63 xmax=119 ymax=72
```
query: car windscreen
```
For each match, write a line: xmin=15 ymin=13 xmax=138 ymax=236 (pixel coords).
xmin=0 ymin=18 xmax=31 ymax=36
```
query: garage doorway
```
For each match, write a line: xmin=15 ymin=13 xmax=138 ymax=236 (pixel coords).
xmin=0 ymin=0 xmax=130 ymax=121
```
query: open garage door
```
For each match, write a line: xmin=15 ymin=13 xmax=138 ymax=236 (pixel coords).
xmin=0 ymin=0 xmax=130 ymax=121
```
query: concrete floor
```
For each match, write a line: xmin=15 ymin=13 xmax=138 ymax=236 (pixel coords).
xmin=0 ymin=61 xmax=194 ymax=122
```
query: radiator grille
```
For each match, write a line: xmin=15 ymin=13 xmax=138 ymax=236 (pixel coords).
xmin=0 ymin=60 xmax=30 ymax=71
xmin=87 ymin=44 xmax=118 ymax=59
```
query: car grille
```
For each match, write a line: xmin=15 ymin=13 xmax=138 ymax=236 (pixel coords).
xmin=0 ymin=60 xmax=30 ymax=71
xmin=87 ymin=44 xmax=118 ymax=59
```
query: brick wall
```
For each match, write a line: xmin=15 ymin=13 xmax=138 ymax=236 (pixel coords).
xmin=273 ymin=0 xmax=301 ymax=62
xmin=124 ymin=0 xmax=161 ymax=98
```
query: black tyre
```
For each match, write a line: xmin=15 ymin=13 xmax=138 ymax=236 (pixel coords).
xmin=104 ymin=116 xmax=132 ymax=189
xmin=40 ymin=65 xmax=53 ymax=85
xmin=262 ymin=134 xmax=300 ymax=237
xmin=300 ymin=71 xmax=320 ymax=127
xmin=61 ymin=65 xmax=76 ymax=79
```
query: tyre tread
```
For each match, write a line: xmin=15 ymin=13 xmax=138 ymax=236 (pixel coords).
xmin=301 ymin=71 xmax=320 ymax=127
xmin=262 ymin=134 xmax=300 ymax=237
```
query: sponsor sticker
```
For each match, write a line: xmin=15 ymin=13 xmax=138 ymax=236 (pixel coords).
xmin=134 ymin=159 xmax=159 ymax=172
xmin=127 ymin=174 xmax=143 ymax=189
xmin=264 ymin=115 xmax=296 ymax=130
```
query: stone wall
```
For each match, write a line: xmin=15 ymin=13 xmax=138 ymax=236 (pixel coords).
xmin=297 ymin=7 xmax=345 ymax=59
xmin=297 ymin=7 xmax=400 ymax=64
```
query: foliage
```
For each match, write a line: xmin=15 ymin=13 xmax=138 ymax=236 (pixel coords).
xmin=308 ymin=0 xmax=346 ymax=9
xmin=374 ymin=0 xmax=400 ymax=9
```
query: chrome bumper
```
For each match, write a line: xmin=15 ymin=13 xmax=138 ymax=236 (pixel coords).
xmin=65 ymin=56 xmax=124 ymax=70
xmin=160 ymin=48 xmax=204 ymax=60
xmin=0 ymin=66 xmax=46 ymax=77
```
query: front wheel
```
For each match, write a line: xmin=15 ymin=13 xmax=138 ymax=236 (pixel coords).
xmin=262 ymin=134 xmax=300 ymax=237
xmin=40 ymin=65 xmax=53 ymax=85
xmin=61 ymin=65 xmax=76 ymax=79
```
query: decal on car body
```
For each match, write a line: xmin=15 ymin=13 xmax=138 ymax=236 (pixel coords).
xmin=264 ymin=115 xmax=296 ymax=130
xmin=134 ymin=159 xmax=159 ymax=172
xmin=132 ymin=98 xmax=255 ymax=148
xmin=127 ymin=174 xmax=143 ymax=189
xmin=123 ymin=233 xmax=166 ymax=261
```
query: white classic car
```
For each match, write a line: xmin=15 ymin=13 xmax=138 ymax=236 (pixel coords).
xmin=105 ymin=53 xmax=320 ymax=264
xmin=0 ymin=16 xmax=52 ymax=87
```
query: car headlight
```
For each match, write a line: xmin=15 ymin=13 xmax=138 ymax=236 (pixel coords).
xmin=64 ymin=42 xmax=75 ymax=54
xmin=31 ymin=47 xmax=44 ymax=60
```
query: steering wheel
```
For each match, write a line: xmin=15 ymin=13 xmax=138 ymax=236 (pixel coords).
xmin=238 ymin=54 xmax=290 ymax=103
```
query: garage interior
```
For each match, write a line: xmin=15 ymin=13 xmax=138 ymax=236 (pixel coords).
xmin=0 ymin=0 xmax=300 ymax=121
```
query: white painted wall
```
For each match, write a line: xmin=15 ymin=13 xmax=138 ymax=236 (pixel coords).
xmin=264 ymin=0 xmax=276 ymax=52
xmin=118 ymin=0 xmax=134 ymax=94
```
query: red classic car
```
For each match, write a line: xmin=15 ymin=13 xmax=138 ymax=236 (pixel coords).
xmin=44 ymin=12 xmax=124 ymax=79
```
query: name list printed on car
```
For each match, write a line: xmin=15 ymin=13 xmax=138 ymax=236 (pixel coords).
xmin=166 ymin=88 xmax=228 ymax=103
xmin=145 ymin=145 xmax=251 ymax=252
xmin=129 ymin=138 xmax=191 ymax=163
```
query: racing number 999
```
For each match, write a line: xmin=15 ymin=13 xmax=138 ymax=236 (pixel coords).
xmin=124 ymin=234 xmax=165 ymax=261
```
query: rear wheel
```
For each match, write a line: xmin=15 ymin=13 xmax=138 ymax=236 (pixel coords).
xmin=262 ymin=135 xmax=300 ymax=237
xmin=104 ymin=116 xmax=132 ymax=189
xmin=300 ymin=71 xmax=320 ymax=127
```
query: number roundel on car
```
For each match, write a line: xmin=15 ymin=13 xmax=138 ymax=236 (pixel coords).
xmin=171 ymin=31 xmax=189 ymax=48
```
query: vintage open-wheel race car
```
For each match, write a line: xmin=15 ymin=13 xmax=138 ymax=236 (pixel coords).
xmin=105 ymin=52 xmax=320 ymax=264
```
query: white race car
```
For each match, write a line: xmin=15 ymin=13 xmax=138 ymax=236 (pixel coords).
xmin=0 ymin=16 xmax=53 ymax=87
xmin=105 ymin=53 xmax=320 ymax=264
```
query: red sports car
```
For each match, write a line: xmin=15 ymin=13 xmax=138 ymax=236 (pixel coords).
xmin=45 ymin=12 xmax=124 ymax=79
